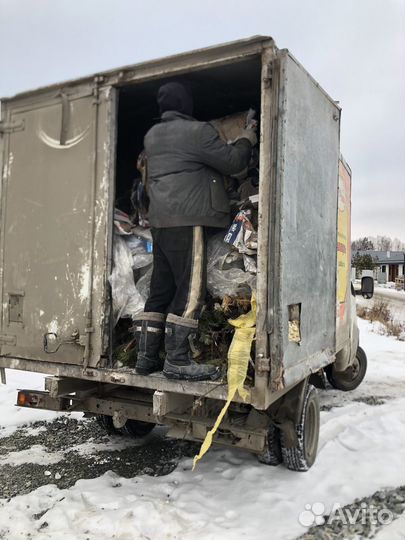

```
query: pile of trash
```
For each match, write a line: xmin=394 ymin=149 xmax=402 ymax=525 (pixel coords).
xmin=109 ymin=207 xmax=258 ymax=372
xmin=207 ymin=208 xmax=257 ymax=299
xmin=110 ymin=109 xmax=259 ymax=371
xmin=110 ymin=206 xmax=258 ymax=322
xmin=199 ymin=207 xmax=258 ymax=376
xmin=109 ymin=209 xmax=153 ymax=325
xmin=195 ymin=294 xmax=255 ymax=379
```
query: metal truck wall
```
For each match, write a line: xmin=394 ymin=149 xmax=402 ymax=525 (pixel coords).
xmin=0 ymin=86 xmax=115 ymax=367
xmin=269 ymin=52 xmax=340 ymax=388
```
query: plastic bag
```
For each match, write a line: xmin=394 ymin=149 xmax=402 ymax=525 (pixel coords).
xmin=207 ymin=233 xmax=256 ymax=298
xmin=109 ymin=236 xmax=145 ymax=324
xmin=224 ymin=210 xmax=257 ymax=254
xmin=131 ymin=226 xmax=153 ymax=243
xmin=124 ymin=235 xmax=153 ymax=269
xmin=243 ymin=254 xmax=257 ymax=274
xmin=114 ymin=208 xmax=134 ymax=235
xmin=136 ymin=266 xmax=153 ymax=302
xmin=133 ymin=252 xmax=153 ymax=269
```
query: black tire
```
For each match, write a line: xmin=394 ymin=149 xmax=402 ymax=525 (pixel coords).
xmin=96 ymin=415 xmax=155 ymax=438
xmin=326 ymin=346 xmax=367 ymax=391
xmin=258 ymin=423 xmax=282 ymax=466
xmin=118 ymin=419 xmax=155 ymax=438
xmin=280 ymin=384 xmax=320 ymax=472
xmin=96 ymin=414 xmax=120 ymax=435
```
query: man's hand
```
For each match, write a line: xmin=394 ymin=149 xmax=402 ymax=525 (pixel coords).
xmin=237 ymin=128 xmax=257 ymax=146
xmin=228 ymin=109 xmax=258 ymax=146
xmin=245 ymin=108 xmax=258 ymax=131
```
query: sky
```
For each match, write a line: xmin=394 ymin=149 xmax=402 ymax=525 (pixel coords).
xmin=0 ymin=0 xmax=404 ymax=241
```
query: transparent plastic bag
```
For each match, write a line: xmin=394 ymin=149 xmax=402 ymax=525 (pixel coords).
xmin=207 ymin=233 xmax=256 ymax=298
xmin=136 ymin=266 xmax=153 ymax=302
xmin=243 ymin=254 xmax=257 ymax=274
xmin=124 ymin=235 xmax=153 ymax=269
xmin=133 ymin=252 xmax=153 ymax=269
xmin=109 ymin=236 xmax=145 ymax=324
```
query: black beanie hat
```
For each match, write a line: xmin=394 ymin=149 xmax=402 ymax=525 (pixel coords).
xmin=157 ymin=82 xmax=193 ymax=116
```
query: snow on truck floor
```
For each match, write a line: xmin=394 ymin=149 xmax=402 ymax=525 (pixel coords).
xmin=0 ymin=318 xmax=404 ymax=540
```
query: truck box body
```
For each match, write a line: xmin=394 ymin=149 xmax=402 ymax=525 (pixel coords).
xmin=0 ymin=37 xmax=352 ymax=454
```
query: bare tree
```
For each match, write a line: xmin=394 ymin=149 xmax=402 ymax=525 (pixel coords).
xmin=351 ymin=237 xmax=374 ymax=251
xmin=392 ymin=238 xmax=405 ymax=250
xmin=375 ymin=236 xmax=392 ymax=251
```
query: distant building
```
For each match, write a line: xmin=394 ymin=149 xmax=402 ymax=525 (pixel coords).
xmin=352 ymin=250 xmax=405 ymax=283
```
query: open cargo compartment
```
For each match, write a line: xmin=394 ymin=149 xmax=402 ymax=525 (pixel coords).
xmin=107 ymin=47 xmax=341 ymax=411
xmin=108 ymin=53 xmax=265 ymax=402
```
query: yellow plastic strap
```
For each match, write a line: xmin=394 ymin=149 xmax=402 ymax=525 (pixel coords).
xmin=192 ymin=293 xmax=256 ymax=469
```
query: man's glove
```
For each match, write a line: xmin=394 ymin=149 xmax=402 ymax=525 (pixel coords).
xmin=229 ymin=109 xmax=258 ymax=146
xmin=236 ymin=128 xmax=257 ymax=146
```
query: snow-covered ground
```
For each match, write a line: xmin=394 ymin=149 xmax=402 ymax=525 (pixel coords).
xmin=0 ymin=319 xmax=404 ymax=540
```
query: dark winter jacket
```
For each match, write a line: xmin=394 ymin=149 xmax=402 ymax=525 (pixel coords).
xmin=144 ymin=111 xmax=252 ymax=228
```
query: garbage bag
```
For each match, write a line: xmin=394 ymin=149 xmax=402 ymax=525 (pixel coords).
xmin=109 ymin=236 xmax=145 ymax=324
xmin=133 ymin=252 xmax=153 ymax=269
xmin=124 ymin=233 xmax=153 ymax=269
xmin=136 ymin=266 xmax=153 ymax=302
xmin=224 ymin=210 xmax=257 ymax=254
xmin=207 ymin=233 xmax=256 ymax=298
xmin=113 ymin=208 xmax=134 ymax=235
xmin=243 ymin=254 xmax=257 ymax=274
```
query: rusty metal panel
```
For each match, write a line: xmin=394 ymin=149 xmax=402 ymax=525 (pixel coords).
xmin=269 ymin=51 xmax=340 ymax=389
xmin=0 ymin=85 xmax=115 ymax=366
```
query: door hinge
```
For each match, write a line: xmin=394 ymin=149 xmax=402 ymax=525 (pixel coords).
xmin=59 ymin=92 xmax=70 ymax=146
xmin=0 ymin=120 xmax=25 ymax=134
xmin=263 ymin=64 xmax=273 ymax=88
xmin=0 ymin=334 xmax=17 ymax=346
xmin=256 ymin=356 xmax=270 ymax=373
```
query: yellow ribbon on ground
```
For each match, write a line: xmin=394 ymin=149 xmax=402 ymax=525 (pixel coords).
xmin=192 ymin=294 xmax=256 ymax=469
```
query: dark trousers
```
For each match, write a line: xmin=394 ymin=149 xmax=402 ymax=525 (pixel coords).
xmin=144 ymin=226 xmax=206 ymax=319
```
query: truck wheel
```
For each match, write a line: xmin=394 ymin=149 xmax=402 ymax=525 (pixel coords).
xmin=96 ymin=415 xmax=155 ymax=438
xmin=119 ymin=419 xmax=155 ymax=438
xmin=258 ymin=423 xmax=282 ymax=466
xmin=326 ymin=346 xmax=367 ymax=391
xmin=280 ymin=384 xmax=320 ymax=471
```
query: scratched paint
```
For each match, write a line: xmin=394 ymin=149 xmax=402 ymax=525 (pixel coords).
xmin=2 ymin=152 xmax=14 ymax=179
xmin=48 ymin=319 xmax=59 ymax=335
xmin=78 ymin=262 xmax=90 ymax=302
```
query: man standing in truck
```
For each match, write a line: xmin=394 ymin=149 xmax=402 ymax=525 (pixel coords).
xmin=134 ymin=81 xmax=256 ymax=381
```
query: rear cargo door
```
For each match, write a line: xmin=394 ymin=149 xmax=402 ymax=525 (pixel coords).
xmin=0 ymin=84 xmax=115 ymax=367
xmin=269 ymin=51 xmax=340 ymax=387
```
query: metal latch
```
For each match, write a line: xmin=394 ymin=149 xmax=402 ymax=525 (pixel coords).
xmin=0 ymin=334 xmax=17 ymax=346
xmin=43 ymin=329 xmax=80 ymax=354
xmin=0 ymin=120 xmax=25 ymax=134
